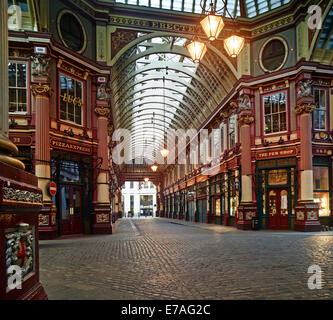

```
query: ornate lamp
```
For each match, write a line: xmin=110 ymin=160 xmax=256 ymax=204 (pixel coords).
xmin=186 ymin=39 xmax=207 ymax=63
xmin=151 ymin=163 xmax=158 ymax=172
xmin=200 ymin=3 xmax=224 ymax=41
xmin=224 ymin=35 xmax=245 ymax=58
xmin=144 ymin=177 xmax=149 ymax=182
xmin=191 ymin=0 xmax=245 ymax=59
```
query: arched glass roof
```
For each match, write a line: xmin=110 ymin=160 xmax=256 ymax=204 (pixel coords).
xmin=112 ymin=0 xmax=292 ymax=18
xmin=111 ymin=34 xmax=237 ymax=163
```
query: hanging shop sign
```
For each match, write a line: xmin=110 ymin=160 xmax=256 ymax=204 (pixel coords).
xmin=255 ymin=147 xmax=297 ymax=160
xmin=50 ymin=136 xmax=92 ymax=155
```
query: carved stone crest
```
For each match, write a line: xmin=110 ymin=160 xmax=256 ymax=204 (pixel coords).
xmin=237 ymin=94 xmax=252 ymax=111
xmin=297 ymin=80 xmax=313 ymax=100
xmin=97 ymin=83 xmax=111 ymax=101
xmin=31 ymin=55 xmax=50 ymax=76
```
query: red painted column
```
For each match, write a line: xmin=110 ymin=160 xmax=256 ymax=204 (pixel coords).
xmin=294 ymin=78 xmax=321 ymax=231
xmin=31 ymin=83 xmax=57 ymax=239
xmin=237 ymin=92 xmax=257 ymax=230
xmin=92 ymin=101 xmax=112 ymax=234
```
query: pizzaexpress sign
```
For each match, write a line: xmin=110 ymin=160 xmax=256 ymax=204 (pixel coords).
xmin=50 ymin=137 xmax=92 ymax=155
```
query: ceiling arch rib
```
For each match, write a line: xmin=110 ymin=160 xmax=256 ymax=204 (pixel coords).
xmin=116 ymin=92 xmax=203 ymax=127
xmin=111 ymin=35 xmax=237 ymax=163
xmin=113 ymin=72 xmax=220 ymax=112
xmin=119 ymin=108 xmax=189 ymax=130
xmin=117 ymin=95 xmax=202 ymax=130
xmin=115 ymin=84 xmax=207 ymax=126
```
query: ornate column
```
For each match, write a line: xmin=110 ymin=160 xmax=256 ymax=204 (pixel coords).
xmin=236 ymin=92 xmax=257 ymax=230
xmin=31 ymin=76 xmax=57 ymax=240
xmin=92 ymin=94 xmax=112 ymax=234
xmin=294 ymin=77 xmax=321 ymax=231
xmin=0 ymin=0 xmax=47 ymax=300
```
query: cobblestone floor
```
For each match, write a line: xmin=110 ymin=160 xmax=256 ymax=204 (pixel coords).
xmin=39 ymin=218 xmax=333 ymax=300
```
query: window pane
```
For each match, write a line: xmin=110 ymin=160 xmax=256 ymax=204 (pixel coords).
xmin=75 ymin=106 xmax=82 ymax=125
xmin=314 ymin=192 xmax=330 ymax=216
xmin=8 ymin=63 xmax=16 ymax=87
xmin=265 ymin=115 xmax=271 ymax=134
xmin=313 ymin=166 xmax=329 ymax=190
xmin=16 ymin=63 xmax=26 ymax=87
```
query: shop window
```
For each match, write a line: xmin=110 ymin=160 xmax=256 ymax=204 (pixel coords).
xmin=220 ymin=124 xmax=225 ymax=152
xmin=60 ymin=74 xmax=83 ymax=125
xmin=263 ymin=92 xmax=287 ymax=134
xmin=313 ymin=166 xmax=330 ymax=217
xmin=313 ymin=88 xmax=327 ymax=131
xmin=228 ymin=114 xmax=236 ymax=149
xmin=8 ymin=61 xmax=28 ymax=113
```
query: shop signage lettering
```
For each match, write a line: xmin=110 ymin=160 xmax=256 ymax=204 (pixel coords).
xmin=313 ymin=148 xmax=332 ymax=156
xmin=60 ymin=93 xmax=83 ymax=107
xmin=50 ymin=137 xmax=92 ymax=155
xmin=9 ymin=136 xmax=32 ymax=146
xmin=256 ymin=147 xmax=297 ymax=160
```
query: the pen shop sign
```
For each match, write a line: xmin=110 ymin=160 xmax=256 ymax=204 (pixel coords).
xmin=50 ymin=137 xmax=92 ymax=155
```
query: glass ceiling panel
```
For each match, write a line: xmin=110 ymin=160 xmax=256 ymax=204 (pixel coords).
xmin=111 ymin=34 xmax=237 ymax=163
xmin=112 ymin=0 xmax=292 ymax=17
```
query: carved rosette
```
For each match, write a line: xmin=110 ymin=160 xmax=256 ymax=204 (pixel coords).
xmin=295 ymin=103 xmax=316 ymax=115
xmin=30 ymin=83 xmax=52 ymax=98
xmin=95 ymin=106 xmax=110 ymax=118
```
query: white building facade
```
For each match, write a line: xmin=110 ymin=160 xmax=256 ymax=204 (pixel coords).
xmin=121 ymin=181 xmax=157 ymax=218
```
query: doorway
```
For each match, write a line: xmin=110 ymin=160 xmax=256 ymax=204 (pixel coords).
xmin=60 ymin=185 xmax=83 ymax=235
xmin=268 ymin=188 xmax=289 ymax=230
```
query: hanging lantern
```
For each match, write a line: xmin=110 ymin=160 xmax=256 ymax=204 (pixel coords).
xmin=144 ymin=177 xmax=149 ymax=182
xmin=151 ymin=163 xmax=158 ymax=172
xmin=200 ymin=13 xmax=224 ymax=41
xmin=224 ymin=35 xmax=245 ymax=58
xmin=160 ymin=148 xmax=169 ymax=158
xmin=186 ymin=39 xmax=207 ymax=63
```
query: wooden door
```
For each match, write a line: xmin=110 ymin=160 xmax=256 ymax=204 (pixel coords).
xmin=60 ymin=185 xmax=83 ymax=235
xmin=268 ymin=189 xmax=289 ymax=230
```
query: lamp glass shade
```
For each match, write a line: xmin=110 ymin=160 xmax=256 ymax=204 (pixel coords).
xmin=224 ymin=35 xmax=245 ymax=58
xmin=200 ymin=14 xmax=224 ymax=41
xmin=186 ymin=40 xmax=207 ymax=63
xmin=160 ymin=148 xmax=169 ymax=158
xmin=151 ymin=164 xmax=158 ymax=172
xmin=144 ymin=177 xmax=149 ymax=182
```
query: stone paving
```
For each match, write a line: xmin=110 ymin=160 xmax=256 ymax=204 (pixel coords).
xmin=39 ymin=218 xmax=333 ymax=300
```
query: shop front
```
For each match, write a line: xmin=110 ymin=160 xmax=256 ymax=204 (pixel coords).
xmin=186 ymin=185 xmax=195 ymax=222
xmin=50 ymin=150 xmax=93 ymax=236
xmin=210 ymin=174 xmax=225 ymax=225
xmin=196 ymin=181 xmax=207 ymax=223
xmin=256 ymin=157 xmax=298 ymax=230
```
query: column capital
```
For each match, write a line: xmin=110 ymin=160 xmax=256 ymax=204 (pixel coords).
xmin=295 ymin=103 xmax=315 ymax=115
xmin=95 ymin=106 xmax=110 ymax=117
xmin=238 ymin=110 xmax=254 ymax=126
xmin=31 ymin=83 xmax=52 ymax=97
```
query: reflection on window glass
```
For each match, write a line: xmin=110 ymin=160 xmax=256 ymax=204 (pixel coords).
xmin=8 ymin=62 xmax=27 ymax=113
xmin=314 ymin=166 xmax=329 ymax=190
xmin=264 ymin=92 xmax=287 ymax=134
xmin=314 ymin=88 xmax=327 ymax=130
xmin=314 ymin=192 xmax=329 ymax=217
